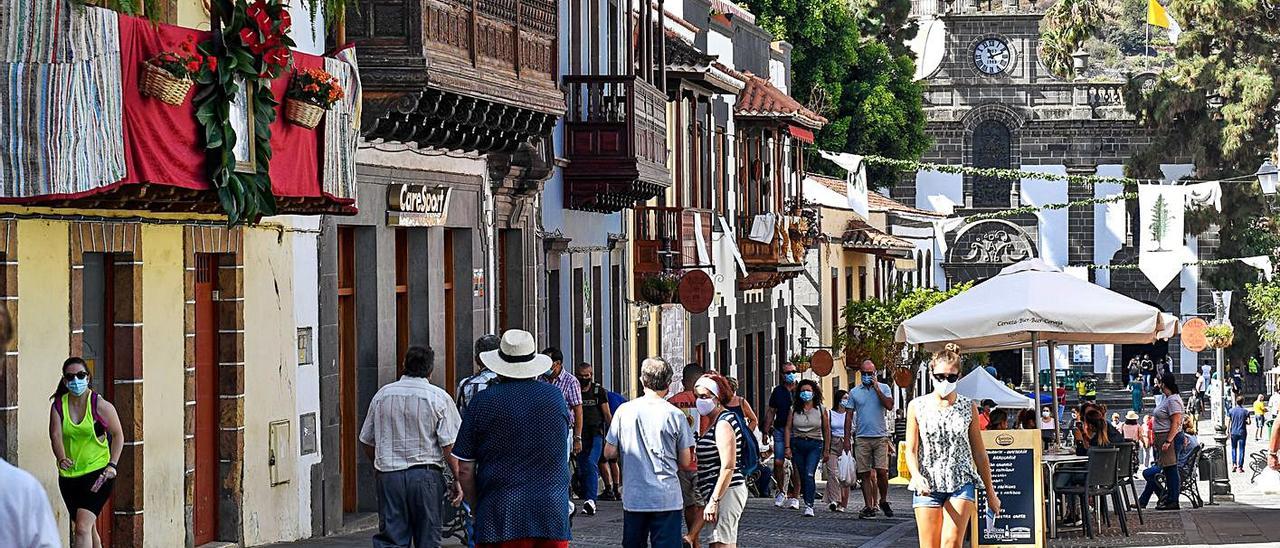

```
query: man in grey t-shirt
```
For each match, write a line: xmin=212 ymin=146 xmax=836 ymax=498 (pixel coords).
xmin=605 ymin=358 xmax=694 ymax=547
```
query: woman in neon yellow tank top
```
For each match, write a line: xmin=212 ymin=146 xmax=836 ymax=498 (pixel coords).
xmin=49 ymin=357 xmax=124 ymax=548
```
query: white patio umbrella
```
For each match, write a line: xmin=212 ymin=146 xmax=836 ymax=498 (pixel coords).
xmin=895 ymin=258 xmax=1179 ymax=447
xmin=956 ymin=366 xmax=1035 ymax=410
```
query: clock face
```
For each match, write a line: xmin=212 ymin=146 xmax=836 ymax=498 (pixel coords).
xmin=974 ymin=38 xmax=1012 ymax=75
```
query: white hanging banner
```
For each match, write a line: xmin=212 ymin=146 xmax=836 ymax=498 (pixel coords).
xmin=1239 ymin=256 xmax=1274 ymax=281
xmin=927 ymin=194 xmax=958 ymax=215
xmin=1138 ymin=184 xmax=1187 ymax=291
xmin=933 ymin=217 xmax=965 ymax=258
xmin=818 ymin=150 xmax=870 ymax=219
xmin=1184 ymin=181 xmax=1222 ymax=212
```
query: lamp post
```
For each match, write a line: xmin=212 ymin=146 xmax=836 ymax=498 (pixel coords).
xmin=1258 ymin=159 xmax=1279 ymax=212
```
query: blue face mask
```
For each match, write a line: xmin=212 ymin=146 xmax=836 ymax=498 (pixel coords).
xmin=862 ymin=374 xmax=875 ymax=386
xmin=67 ymin=378 xmax=89 ymax=397
xmin=799 ymin=390 xmax=814 ymax=402
xmin=784 ymin=373 xmax=799 ymax=384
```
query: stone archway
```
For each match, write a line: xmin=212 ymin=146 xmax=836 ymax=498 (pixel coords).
xmin=944 ymin=219 xmax=1038 ymax=285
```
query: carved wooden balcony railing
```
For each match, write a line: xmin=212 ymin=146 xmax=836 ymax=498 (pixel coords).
xmin=634 ymin=207 xmax=714 ymax=278
xmin=562 ymin=75 xmax=671 ymax=212
xmin=734 ymin=212 xmax=806 ymax=289
xmin=352 ymin=0 xmax=564 ymax=154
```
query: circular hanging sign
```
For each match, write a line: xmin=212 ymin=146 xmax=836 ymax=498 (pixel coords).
xmin=809 ymin=350 xmax=834 ymax=376
xmin=1181 ymin=317 xmax=1208 ymax=352
xmin=677 ymin=270 xmax=715 ymax=314
xmin=893 ymin=368 xmax=914 ymax=388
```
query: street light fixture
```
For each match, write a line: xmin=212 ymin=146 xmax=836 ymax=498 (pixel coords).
xmin=1257 ymin=159 xmax=1279 ymax=195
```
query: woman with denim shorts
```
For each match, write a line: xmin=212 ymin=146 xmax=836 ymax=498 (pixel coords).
xmin=905 ymin=344 xmax=1000 ymax=548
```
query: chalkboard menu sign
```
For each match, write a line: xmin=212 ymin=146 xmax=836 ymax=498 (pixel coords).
xmin=972 ymin=430 xmax=1044 ymax=548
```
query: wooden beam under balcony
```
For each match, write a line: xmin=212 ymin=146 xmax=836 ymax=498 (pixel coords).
xmin=562 ymin=75 xmax=671 ymax=212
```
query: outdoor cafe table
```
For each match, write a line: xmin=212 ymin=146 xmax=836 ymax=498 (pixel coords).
xmin=1042 ymin=452 xmax=1088 ymax=539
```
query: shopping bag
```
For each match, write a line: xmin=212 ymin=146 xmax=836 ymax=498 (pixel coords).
xmin=837 ymin=451 xmax=858 ymax=486
xmin=1257 ymin=467 xmax=1280 ymax=495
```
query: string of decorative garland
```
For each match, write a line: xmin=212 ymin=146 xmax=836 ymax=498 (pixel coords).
xmin=194 ymin=0 xmax=296 ymax=225
xmin=961 ymin=192 xmax=1139 ymax=222
xmin=1068 ymin=258 xmax=1256 ymax=271
xmin=861 ymin=155 xmax=1151 ymax=186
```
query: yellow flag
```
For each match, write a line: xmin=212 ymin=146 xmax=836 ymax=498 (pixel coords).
xmin=1147 ymin=0 xmax=1181 ymax=42
xmin=1147 ymin=0 xmax=1171 ymax=29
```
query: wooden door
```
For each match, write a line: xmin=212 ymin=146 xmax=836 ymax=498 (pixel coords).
xmin=394 ymin=230 xmax=408 ymax=375
xmin=193 ymin=255 xmax=219 ymax=544
xmin=337 ymin=227 xmax=358 ymax=512
xmin=98 ymin=254 xmax=116 ymax=548
xmin=443 ymin=232 xmax=456 ymax=392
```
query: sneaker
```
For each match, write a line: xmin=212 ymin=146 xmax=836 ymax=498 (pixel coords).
xmin=836 ymin=505 xmax=847 ymax=513
xmin=613 ymin=489 xmax=623 ymax=501
xmin=583 ymin=500 xmax=596 ymax=516
xmin=880 ymin=500 xmax=894 ymax=518
xmin=828 ymin=501 xmax=839 ymax=512
xmin=803 ymin=505 xmax=815 ymax=517
xmin=858 ymin=507 xmax=877 ymax=519
xmin=1155 ymin=501 xmax=1181 ymax=511
xmin=788 ymin=498 xmax=801 ymax=510
xmin=775 ymin=494 xmax=786 ymax=508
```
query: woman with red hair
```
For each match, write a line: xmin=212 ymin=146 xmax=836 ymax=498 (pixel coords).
xmin=693 ymin=373 xmax=749 ymax=547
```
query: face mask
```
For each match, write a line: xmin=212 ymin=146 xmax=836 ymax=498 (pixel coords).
xmin=862 ymin=374 xmax=875 ymax=386
xmin=784 ymin=373 xmax=798 ymax=384
xmin=799 ymin=390 xmax=814 ymax=402
xmin=1042 ymin=411 xmax=1051 ymax=418
xmin=933 ymin=380 xmax=956 ymax=397
xmin=67 ymin=378 xmax=89 ymax=397
xmin=695 ymin=398 xmax=717 ymax=416
xmin=577 ymin=377 xmax=591 ymax=386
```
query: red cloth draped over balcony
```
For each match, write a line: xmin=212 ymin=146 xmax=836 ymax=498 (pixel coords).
xmin=4 ymin=15 xmax=354 ymax=214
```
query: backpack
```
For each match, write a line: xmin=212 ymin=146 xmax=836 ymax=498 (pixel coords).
xmin=722 ymin=411 xmax=761 ymax=478
xmin=52 ymin=392 xmax=109 ymax=440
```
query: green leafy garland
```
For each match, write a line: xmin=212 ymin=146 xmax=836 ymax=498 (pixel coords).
xmin=861 ymin=155 xmax=1151 ymax=186
xmin=962 ymin=192 xmax=1138 ymax=223
xmin=1070 ymin=258 xmax=1255 ymax=271
xmin=194 ymin=0 xmax=296 ymax=225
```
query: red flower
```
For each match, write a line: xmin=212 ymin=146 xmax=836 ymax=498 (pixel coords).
xmin=240 ymin=27 xmax=261 ymax=50
xmin=185 ymin=60 xmax=201 ymax=72
xmin=252 ymin=9 xmax=272 ymax=33
xmin=206 ymin=57 xmax=218 ymax=72
xmin=278 ymin=10 xmax=292 ymax=34
xmin=178 ymin=39 xmax=195 ymax=55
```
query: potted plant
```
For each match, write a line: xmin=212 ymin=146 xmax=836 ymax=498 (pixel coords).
xmin=140 ymin=37 xmax=209 ymax=106
xmin=285 ymin=68 xmax=344 ymax=129
xmin=638 ymin=272 xmax=681 ymax=306
xmin=1204 ymin=324 xmax=1235 ymax=349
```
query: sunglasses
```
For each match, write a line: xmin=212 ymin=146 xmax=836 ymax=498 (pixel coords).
xmin=64 ymin=371 xmax=90 ymax=381
xmin=931 ymin=372 xmax=960 ymax=383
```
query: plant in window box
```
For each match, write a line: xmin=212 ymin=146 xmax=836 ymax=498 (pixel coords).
xmin=638 ymin=271 xmax=681 ymax=306
xmin=1204 ymin=324 xmax=1235 ymax=349
xmin=140 ymin=38 xmax=210 ymax=106
xmin=285 ymin=68 xmax=344 ymax=129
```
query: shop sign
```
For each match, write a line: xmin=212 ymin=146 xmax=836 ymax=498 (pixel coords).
xmin=972 ymin=430 xmax=1044 ymax=548
xmin=473 ymin=269 xmax=485 ymax=298
xmin=387 ymin=184 xmax=450 ymax=227
xmin=1182 ymin=317 xmax=1208 ymax=352
xmin=677 ymin=270 xmax=714 ymax=314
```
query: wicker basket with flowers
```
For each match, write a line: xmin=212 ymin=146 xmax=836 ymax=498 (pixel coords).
xmin=285 ymin=68 xmax=345 ymax=129
xmin=141 ymin=37 xmax=211 ymax=106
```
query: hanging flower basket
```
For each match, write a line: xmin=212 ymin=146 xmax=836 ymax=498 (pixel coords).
xmin=1204 ymin=324 xmax=1234 ymax=349
xmin=284 ymin=68 xmax=344 ymax=129
xmin=638 ymin=272 xmax=680 ymax=306
xmin=284 ymin=98 xmax=326 ymax=129
xmin=140 ymin=39 xmax=207 ymax=106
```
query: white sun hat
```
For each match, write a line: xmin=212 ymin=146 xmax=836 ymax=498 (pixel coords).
xmin=479 ymin=329 xmax=552 ymax=380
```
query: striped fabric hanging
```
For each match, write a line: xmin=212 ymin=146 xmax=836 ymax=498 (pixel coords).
xmin=0 ymin=2 xmax=126 ymax=198
xmin=323 ymin=47 xmax=361 ymax=204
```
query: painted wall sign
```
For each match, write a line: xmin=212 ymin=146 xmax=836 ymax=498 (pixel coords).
xmin=387 ymin=184 xmax=451 ymax=227
xmin=972 ymin=429 xmax=1044 ymax=548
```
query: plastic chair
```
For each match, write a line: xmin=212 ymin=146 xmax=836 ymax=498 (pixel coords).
xmin=1114 ymin=441 xmax=1143 ymax=525
xmin=1055 ymin=447 xmax=1129 ymax=538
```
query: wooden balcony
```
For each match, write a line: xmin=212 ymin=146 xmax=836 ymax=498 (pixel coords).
xmin=737 ymin=213 xmax=805 ymax=290
xmin=352 ymin=0 xmax=564 ymax=153
xmin=634 ymin=207 xmax=714 ymax=279
xmin=562 ymin=75 xmax=671 ymax=212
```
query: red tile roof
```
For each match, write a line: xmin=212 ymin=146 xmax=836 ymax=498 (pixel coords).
xmin=868 ymin=190 xmax=943 ymax=216
xmin=733 ymin=71 xmax=827 ymax=128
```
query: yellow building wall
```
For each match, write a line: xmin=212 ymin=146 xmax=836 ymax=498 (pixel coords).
xmin=240 ymin=227 xmax=302 ymax=544
xmin=15 ymin=220 xmax=72 ymax=545
xmin=141 ymin=225 xmax=186 ymax=546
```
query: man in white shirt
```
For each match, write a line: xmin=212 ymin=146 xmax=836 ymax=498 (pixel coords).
xmin=360 ymin=346 xmax=463 ymax=548
xmin=0 ymin=457 xmax=60 ymax=548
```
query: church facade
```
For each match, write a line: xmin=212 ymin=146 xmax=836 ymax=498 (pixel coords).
xmin=894 ymin=1 xmax=1215 ymax=384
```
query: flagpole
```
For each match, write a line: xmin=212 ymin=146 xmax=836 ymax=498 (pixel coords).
xmin=1145 ymin=23 xmax=1150 ymax=69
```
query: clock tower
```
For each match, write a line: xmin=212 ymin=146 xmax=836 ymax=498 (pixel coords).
xmin=896 ymin=0 xmax=1209 ymax=385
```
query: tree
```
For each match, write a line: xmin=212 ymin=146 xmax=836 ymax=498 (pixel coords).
xmin=1246 ymin=282 xmax=1280 ymax=346
xmin=743 ymin=0 xmax=929 ymax=188
xmin=1123 ymin=1 xmax=1280 ymax=367
xmin=1039 ymin=0 xmax=1114 ymax=78
xmin=834 ymin=283 xmax=973 ymax=376
xmin=1149 ymin=193 xmax=1170 ymax=251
